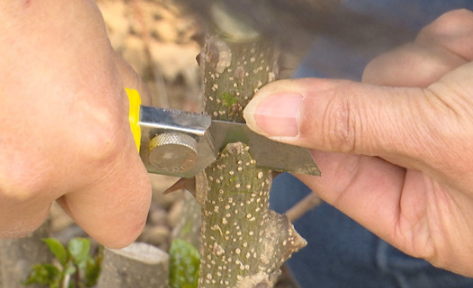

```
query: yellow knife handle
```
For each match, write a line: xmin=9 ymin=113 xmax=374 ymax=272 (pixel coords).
xmin=125 ymin=88 xmax=141 ymax=152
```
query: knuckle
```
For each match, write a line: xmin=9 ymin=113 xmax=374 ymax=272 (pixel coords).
xmin=0 ymin=157 xmax=48 ymax=202
xmin=320 ymin=87 xmax=358 ymax=153
xmin=75 ymin=104 xmax=127 ymax=164
xmin=80 ymin=124 xmax=121 ymax=162
xmin=0 ymin=162 xmax=51 ymax=238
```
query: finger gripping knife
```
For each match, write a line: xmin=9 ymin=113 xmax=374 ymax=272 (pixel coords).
xmin=127 ymin=89 xmax=320 ymax=178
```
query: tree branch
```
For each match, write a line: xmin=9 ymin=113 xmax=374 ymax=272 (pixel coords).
xmin=195 ymin=6 xmax=307 ymax=287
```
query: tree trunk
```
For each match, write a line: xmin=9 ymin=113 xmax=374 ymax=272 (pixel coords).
xmin=195 ymin=6 xmax=307 ymax=288
xmin=98 ymin=242 xmax=169 ymax=288
xmin=0 ymin=222 xmax=51 ymax=288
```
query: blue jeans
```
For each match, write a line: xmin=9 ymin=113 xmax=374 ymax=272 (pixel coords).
xmin=270 ymin=174 xmax=473 ymax=288
xmin=295 ymin=0 xmax=473 ymax=80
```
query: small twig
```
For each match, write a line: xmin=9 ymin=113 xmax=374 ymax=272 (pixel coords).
xmin=61 ymin=272 xmax=70 ymax=288
xmin=74 ymin=263 xmax=81 ymax=288
xmin=285 ymin=193 xmax=321 ymax=223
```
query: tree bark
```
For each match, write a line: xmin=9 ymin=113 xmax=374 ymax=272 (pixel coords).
xmin=195 ymin=7 xmax=307 ymax=288
xmin=98 ymin=242 xmax=169 ymax=288
xmin=0 ymin=222 xmax=51 ymax=288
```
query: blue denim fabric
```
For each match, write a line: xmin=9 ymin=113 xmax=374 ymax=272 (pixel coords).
xmin=295 ymin=0 xmax=473 ymax=80
xmin=270 ymin=174 xmax=473 ymax=288
xmin=270 ymin=2 xmax=473 ymax=287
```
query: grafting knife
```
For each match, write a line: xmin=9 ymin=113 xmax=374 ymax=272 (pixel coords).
xmin=127 ymin=89 xmax=320 ymax=178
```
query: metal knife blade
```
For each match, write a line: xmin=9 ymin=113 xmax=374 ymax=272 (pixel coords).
xmin=209 ymin=120 xmax=320 ymax=176
xmin=137 ymin=106 xmax=320 ymax=178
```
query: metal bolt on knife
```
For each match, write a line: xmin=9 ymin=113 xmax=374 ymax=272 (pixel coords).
xmin=148 ymin=132 xmax=198 ymax=173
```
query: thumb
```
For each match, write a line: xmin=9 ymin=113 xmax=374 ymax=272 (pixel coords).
xmin=243 ymin=78 xmax=437 ymax=166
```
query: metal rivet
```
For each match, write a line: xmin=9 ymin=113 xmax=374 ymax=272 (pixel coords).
xmin=148 ymin=132 xmax=197 ymax=173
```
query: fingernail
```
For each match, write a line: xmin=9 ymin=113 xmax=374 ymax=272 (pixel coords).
xmin=244 ymin=93 xmax=302 ymax=137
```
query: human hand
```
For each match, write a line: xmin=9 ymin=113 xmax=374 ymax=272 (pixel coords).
xmin=244 ymin=9 xmax=473 ymax=276
xmin=0 ymin=0 xmax=151 ymax=248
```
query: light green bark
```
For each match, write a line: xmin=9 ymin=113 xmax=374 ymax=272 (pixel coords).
xmin=195 ymin=9 xmax=306 ymax=288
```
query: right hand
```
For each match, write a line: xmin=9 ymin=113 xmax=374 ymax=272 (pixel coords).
xmin=244 ymin=9 xmax=473 ymax=276
xmin=0 ymin=0 xmax=151 ymax=248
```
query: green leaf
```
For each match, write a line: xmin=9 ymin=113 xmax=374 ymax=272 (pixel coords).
xmin=67 ymin=238 xmax=91 ymax=265
xmin=43 ymin=238 xmax=68 ymax=266
xmin=84 ymin=246 xmax=103 ymax=287
xmin=23 ymin=264 xmax=60 ymax=286
xmin=169 ymin=239 xmax=200 ymax=288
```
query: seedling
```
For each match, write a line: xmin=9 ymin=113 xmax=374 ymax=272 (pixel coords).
xmin=169 ymin=239 xmax=200 ymax=288
xmin=23 ymin=237 xmax=102 ymax=288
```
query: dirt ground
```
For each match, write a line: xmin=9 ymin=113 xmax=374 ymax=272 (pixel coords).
xmin=48 ymin=0 xmax=300 ymax=287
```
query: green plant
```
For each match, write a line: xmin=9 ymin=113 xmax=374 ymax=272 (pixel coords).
xmin=23 ymin=237 xmax=103 ymax=288
xmin=169 ymin=239 xmax=200 ymax=288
